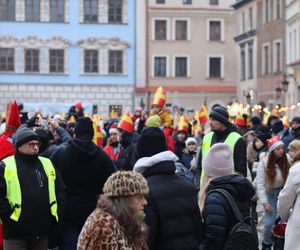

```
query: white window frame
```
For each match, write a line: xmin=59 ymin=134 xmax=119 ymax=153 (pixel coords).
xmin=206 ymin=55 xmax=224 ymax=78
xmin=206 ymin=18 xmax=224 ymax=42
xmin=173 ymin=55 xmax=190 ymax=77
xmin=273 ymin=39 xmax=282 ymax=73
xmin=152 ymin=17 xmax=170 ymax=41
xmin=152 ymin=55 xmax=169 ymax=77
xmin=263 ymin=0 xmax=271 ymax=23
xmin=262 ymin=42 xmax=271 ymax=75
xmin=172 ymin=18 xmax=191 ymax=41
xmin=273 ymin=0 xmax=282 ymax=20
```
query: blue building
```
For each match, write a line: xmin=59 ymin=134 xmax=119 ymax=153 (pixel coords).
xmin=0 ymin=0 xmax=135 ymax=115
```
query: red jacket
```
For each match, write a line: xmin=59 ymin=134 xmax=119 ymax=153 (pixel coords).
xmin=163 ymin=128 xmax=175 ymax=152
xmin=103 ymin=145 xmax=120 ymax=161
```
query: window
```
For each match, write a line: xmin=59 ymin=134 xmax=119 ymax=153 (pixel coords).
xmin=175 ymin=20 xmax=187 ymax=40
xmin=210 ymin=0 xmax=218 ymax=5
xmin=0 ymin=48 xmax=14 ymax=72
xmin=0 ymin=0 xmax=15 ymax=21
xmin=109 ymin=50 xmax=123 ymax=73
xmin=242 ymin=12 xmax=245 ymax=33
xmin=155 ymin=20 xmax=167 ymax=40
xmin=175 ymin=57 xmax=187 ymax=77
xmin=264 ymin=0 xmax=270 ymax=23
xmin=154 ymin=57 xmax=166 ymax=77
xmin=84 ymin=49 xmax=98 ymax=73
xmin=274 ymin=42 xmax=281 ymax=72
xmin=25 ymin=0 xmax=40 ymax=22
xmin=240 ymin=45 xmax=245 ymax=80
xmin=183 ymin=0 xmax=192 ymax=4
xmin=263 ymin=45 xmax=270 ymax=75
xmin=50 ymin=0 xmax=65 ymax=22
xmin=108 ymin=0 xmax=122 ymax=23
xmin=209 ymin=57 xmax=221 ymax=78
xmin=156 ymin=0 xmax=165 ymax=3
xmin=248 ymin=43 xmax=253 ymax=79
xmin=49 ymin=49 xmax=64 ymax=73
xmin=209 ymin=21 xmax=221 ymax=41
xmin=275 ymin=0 xmax=281 ymax=20
xmin=249 ymin=7 xmax=253 ymax=30
xmin=84 ymin=0 xmax=98 ymax=23
xmin=25 ymin=49 xmax=39 ymax=72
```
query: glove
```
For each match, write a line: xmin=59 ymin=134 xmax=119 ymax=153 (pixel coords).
xmin=26 ymin=116 xmax=38 ymax=127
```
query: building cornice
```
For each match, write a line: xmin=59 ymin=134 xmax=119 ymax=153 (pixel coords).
xmin=234 ymin=30 xmax=256 ymax=43
xmin=232 ymin=0 xmax=254 ymax=9
xmin=135 ymin=85 xmax=236 ymax=93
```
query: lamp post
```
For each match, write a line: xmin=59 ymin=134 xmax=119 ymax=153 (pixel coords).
xmin=275 ymin=87 xmax=282 ymax=99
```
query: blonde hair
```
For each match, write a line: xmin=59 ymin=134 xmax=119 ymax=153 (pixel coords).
xmin=198 ymin=174 xmax=214 ymax=212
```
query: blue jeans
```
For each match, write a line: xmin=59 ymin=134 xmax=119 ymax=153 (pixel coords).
xmin=59 ymin=222 xmax=82 ymax=250
xmin=263 ymin=187 xmax=282 ymax=245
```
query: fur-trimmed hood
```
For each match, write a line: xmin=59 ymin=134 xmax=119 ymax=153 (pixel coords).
xmin=133 ymin=151 xmax=178 ymax=174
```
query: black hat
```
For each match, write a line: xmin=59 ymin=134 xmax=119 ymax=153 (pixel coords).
xmin=255 ymin=125 xmax=271 ymax=145
xmin=15 ymin=127 xmax=40 ymax=149
xmin=137 ymin=127 xmax=168 ymax=158
xmin=292 ymin=116 xmax=300 ymax=123
xmin=74 ymin=117 xmax=94 ymax=140
xmin=271 ymin=119 xmax=284 ymax=134
xmin=250 ymin=116 xmax=261 ymax=126
xmin=209 ymin=106 xmax=229 ymax=125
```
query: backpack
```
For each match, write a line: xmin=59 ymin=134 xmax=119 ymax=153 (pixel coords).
xmin=207 ymin=189 xmax=258 ymax=250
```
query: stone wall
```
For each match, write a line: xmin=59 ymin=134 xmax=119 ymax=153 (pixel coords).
xmin=0 ymin=83 xmax=134 ymax=116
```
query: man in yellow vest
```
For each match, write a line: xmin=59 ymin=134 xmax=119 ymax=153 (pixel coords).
xmin=198 ymin=106 xmax=247 ymax=187
xmin=0 ymin=127 xmax=66 ymax=250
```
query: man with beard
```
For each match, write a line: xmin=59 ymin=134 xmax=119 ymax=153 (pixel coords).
xmin=0 ymin=127 xmax=66 ymax=250
xmin=198 ymin=106 xmax=247 ymax=187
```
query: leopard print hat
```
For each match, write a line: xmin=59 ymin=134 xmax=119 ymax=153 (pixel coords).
xmin=103 ymin=171 xmax=149 ymax=197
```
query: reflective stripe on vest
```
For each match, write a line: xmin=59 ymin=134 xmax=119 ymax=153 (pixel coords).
xmin=3 ymin=156 xmax=58 ymax=222
xmin=200 ymin=131 xmax=241 ymax=186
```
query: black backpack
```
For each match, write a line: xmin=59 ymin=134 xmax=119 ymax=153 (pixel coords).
xmin=207 ymin=189 xmax=258 ymax=250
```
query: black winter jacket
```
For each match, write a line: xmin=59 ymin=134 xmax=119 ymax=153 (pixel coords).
xmin=134 ymin=151 xmax=202 ymax=250
xmin=0 ymin=151 xmax=66 ymax=238
xmin=50 ymin=139 xmax=115 ymax=227
xmin=199 ymin=174 xmax=255 ymax=250
xmin=117 ymin=132 xmax=139 ymax=171
xmin=198 ymin=124 xmax=248 ymax=177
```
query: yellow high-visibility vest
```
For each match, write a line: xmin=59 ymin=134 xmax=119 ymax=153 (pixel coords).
xmin=3 ymin=156 xmax=58 ymax=222
xmin=200 ymin=131 xmax=241 ymax=186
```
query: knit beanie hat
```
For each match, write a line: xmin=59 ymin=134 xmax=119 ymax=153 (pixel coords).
xmin=103 ymin=171 xmax=149 ymax=197
xmin=288 ymin=139 xmax=300 ymax=153
xmin=74 ymin=117 xmax=94 ymax=140
xmin=137 ymin=127 xmax=168 ymax=158
xmin=203 ymin=143 xmax=233 ymax=178
xmin=255 ymin=125 xmax=271 ymax=145
xmin=185 ymin=137 xmax=197 ymax=147
xmin=209 ymin=106 xmax=229 ymax=125
xmin=15 ymin=127 xmax=40 ymax=149
xmin=250 ymin=116 xmax=261 ymax=126
xmin=271 ymin=119 xmax=284 ymax=134
xmin=267 ymin=136 xmax=284 ymax=152
xmin=109 ymin=123 xmax=119 ymax=135
xmin=292 ymin=116 xmax=300 ymax=124
xmin=145 ymin=115 xmax=162 ymax=127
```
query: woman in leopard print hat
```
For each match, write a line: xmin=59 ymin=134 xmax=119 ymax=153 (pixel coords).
xmin=77 ymin=171 xmax=149 ymax=250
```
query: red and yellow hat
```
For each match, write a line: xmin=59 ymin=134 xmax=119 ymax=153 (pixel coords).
xmin=178 ymin=116 xmax=189 ymax=134
xmin=153 ymin=86 xmax=166 ymax=108
xmin=118 ymin=110 xmax=134 ymax=133
xmin=235 ymin=112 xmax=247 ymax=127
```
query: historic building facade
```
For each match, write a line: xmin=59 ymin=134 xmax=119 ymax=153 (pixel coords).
xmin=136 ymin=0 xmax=238 ymax=111
xmin=0 ymin=0 xmax=135 ymax=115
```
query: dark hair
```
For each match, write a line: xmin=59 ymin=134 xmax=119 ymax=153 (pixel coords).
xmin=266 ymin=149 xmax=290 ymax=188
xmin=97 ymin=195 xmax=147 ymax=248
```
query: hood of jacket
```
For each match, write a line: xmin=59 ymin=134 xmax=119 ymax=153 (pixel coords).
xmin=208 ymin=174 xmax=255 ymax=202
xmin=69 ymin=138 xmax=99 ymax=159
xmin=120 ymin=131 xmax=139 ymax=148
xmin=133 ymin=150 xmax=178 ymax=174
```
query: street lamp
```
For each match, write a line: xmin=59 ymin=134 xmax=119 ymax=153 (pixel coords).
xmin=275 ymin=87 xmax=282 ymax=98
xmin=281 ymin=73 xmax=292 ymax=92
xmin=245 ymin=92 xmax=251 ymax=105
xmin=140 ymin=98 xmax=145 ymax=110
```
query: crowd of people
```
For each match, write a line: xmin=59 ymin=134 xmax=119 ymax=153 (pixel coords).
xmin=0 ymin=86 xmax=300 ymax=250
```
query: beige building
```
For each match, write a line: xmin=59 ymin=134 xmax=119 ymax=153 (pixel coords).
xmin=136 ymin=0 xmax=238 ymax=111
xmin=232 ymin=0 xmax=258 ymax=106
xmin=256 ymin=0 xmax=285 ymax=108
